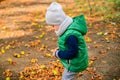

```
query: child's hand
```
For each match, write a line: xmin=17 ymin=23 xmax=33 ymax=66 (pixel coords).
xmin=53 ymin=47 xmax=59 ymax=57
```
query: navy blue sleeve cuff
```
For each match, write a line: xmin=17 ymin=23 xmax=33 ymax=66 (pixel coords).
xmin=55 ymin=50 xmax=60 ymax=58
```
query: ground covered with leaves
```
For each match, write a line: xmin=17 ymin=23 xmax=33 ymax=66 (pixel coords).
xmin=0 ymin=0 xmax=120 ymax=80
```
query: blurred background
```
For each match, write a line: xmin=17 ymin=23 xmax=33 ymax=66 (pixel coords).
xmin=0 ymin=0 xmax=120 ymax=80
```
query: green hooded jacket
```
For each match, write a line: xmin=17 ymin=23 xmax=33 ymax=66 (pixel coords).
xmin=58 ymin=14 xmax=88 ymax=72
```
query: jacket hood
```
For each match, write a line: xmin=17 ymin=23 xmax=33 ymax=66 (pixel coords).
xmin=69 ymin=14 xmax=87 ymax=35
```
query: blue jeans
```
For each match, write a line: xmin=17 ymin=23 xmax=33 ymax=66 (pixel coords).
xmin=62 ymin=69 xmax=79 ymax=80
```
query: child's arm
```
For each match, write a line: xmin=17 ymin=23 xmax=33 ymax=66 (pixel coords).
xmin=55 ymin=35 xmax=78 ymax=59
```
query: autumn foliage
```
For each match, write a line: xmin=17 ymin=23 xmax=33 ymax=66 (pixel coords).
xmin=0 ymin=0 xmax=119 ymax=80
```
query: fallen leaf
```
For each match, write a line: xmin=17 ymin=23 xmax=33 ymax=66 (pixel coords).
xmin=40 ymin=65 xmax=46 ymax=69
xmin=102 ymin=61 xmax=106 ymax=63
xmin=20 ymin=51 xmax=25 ymax=55
xmin=41 ymin=18 xmax=45 ymax=22
xmin=39 ymin=33 xmax=45 ymax=38
xmin=99 ymin=50 xmax=106 ymax=54
xmin=7 ymin=58 xmax=12 ymax=63
xmin=45 ymin=38 xmax=48 ymax=40
xmin=41 ymin=44 xmax=45 ymax=48
xmin=5 ymin=45 xmax=11 ymax=50
xmin=31 ymin=58 xmax=38 ymax=63
xmin=97 ymin=32 xmax=103 ymax=36
xmin=106 ymin=47 xmax=110 ymax=50
xmin=104 ymin=32 xmax=108 ymax=35
xmin=13 ymin=53 xmax=21 ymax=58
xmin=3 ymin=69 xmax=12 ymax=77
xmin=85 ymin=37 xmax=92 ymax=43
xmin=77 ymin=72 xmax=83 ymax=77
xmin=86 ymin=67 xmax=95 ymax=74
xmin=2 ymin=26 xmax=7 ymax=30
xmin=52 ymin=69 xmax=59 ymax=75
xmin=89 ymin=61 xmax=94 ymax=66
xmin=1 ymin=48 xmax=5 ymax=54
xmin=39 ymin=34 xmax=44 ymax=38
xmin=19 ymin=75 xmax=24 ymax=79
xmin=7 ymin=58 xmax=16 ymax=65
xmin=31 ymin=22 xmax=38 ymax=26
xmin=5 ymin=77 xmax=10 ymax=80
xmin=31 ymin=71 xmax=36 ymax=75
xmin=90 ymin=56 xmax=98 ymax=61
xmin=44 ymin=53 xmax=52 ymax=58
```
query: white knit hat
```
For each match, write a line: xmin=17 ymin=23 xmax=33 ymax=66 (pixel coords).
xmin=46 ymin=2 xmax=67 ymax=25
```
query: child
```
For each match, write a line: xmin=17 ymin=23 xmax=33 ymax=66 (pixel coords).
xmin=46 ymin=2 xmax=88 ymax=80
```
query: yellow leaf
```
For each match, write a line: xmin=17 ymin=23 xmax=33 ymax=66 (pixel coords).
xmin=35 ymin=19 xmax=38 ymax=22
xmin=31 ymin=71 xmax=36 ymax=75
xmin=2 ymin=26 xmax=7 ymax=30
xmin=20 ymin=51 xmax=25 ymax=55
xmin=39 ymin=33 xmax=45 ymax=38
xmin=40 ymin=65 xmax=46 ymax=69
xmin=45 ymin=38 xmax=48 ymax=40
xmin=7 ymin=58 xmax=16 ymax=65
xmin=52 ymin=70 xmax=59 ymax=75
xmin=31 ymin=22 xmax=38 ymax=26
xmin=13 ymin=53 xmax=21 ymax=58
xmin=68 ymin=13 xmax=72 ymax=16
xmin=7 ymin=58 xmax=12 ymax=63
xmin=85 ymin=37 xmax=92 ymax=43
xmin=1 ymin=48 xmax=5 ymax=54
xmin=39 ymin=34 xmax=44 ymax=38
xmin=19 ymin=75 xmax=24 ymax=79
xmin=31 ymin=58 xmax=38 ymax=63
xmin=97 ymin=32 xmax=103 ymax=36
xmin=17 ymin=54 xmax=20 ymax=58
xmin=41 ymin=18 xmax=45 ymax=22
xmin=6 ymin=77 xmax=10 ymax=80
xmin=42 ymin=44 xmax=45 ymax=48
xmin=89 ymin=61 xmax=93 ymax=66
xmin=44 ymin=53 xmax=52 ymax=58
xmin=5 ymin=45 xmax=11 ymax=50
xmin=89 ymin=23 xmax=92 ymax=27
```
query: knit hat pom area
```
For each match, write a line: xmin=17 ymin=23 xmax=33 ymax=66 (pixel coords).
xmin=46 ymin=2 xmax=67 ymax=25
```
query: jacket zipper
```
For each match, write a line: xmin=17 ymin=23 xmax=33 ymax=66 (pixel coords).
xmin=67 ymin=60 xmax=70 ymax=64
xmin=67 ymin=60 xmax=70 ymax=71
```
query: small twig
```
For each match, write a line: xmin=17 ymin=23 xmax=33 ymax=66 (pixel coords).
xmin=88 ymin=0 xmax=92 ymax=15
